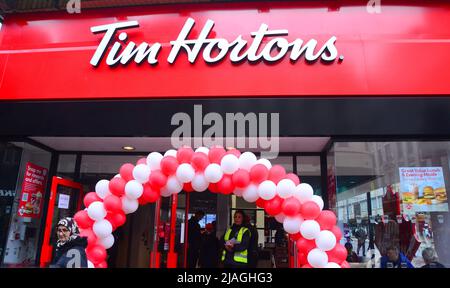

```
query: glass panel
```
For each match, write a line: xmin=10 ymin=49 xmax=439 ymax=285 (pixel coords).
xmin=297 ymin=156 xmax=321 ymax=196
xmin=56 ymin=154 xmax=77 ymax=180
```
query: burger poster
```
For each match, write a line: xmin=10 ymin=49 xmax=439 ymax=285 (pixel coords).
xmin=399 ymin=167 xmax=449 ymax=213
xmin=17 ymin=162 xmax=47 ymax=218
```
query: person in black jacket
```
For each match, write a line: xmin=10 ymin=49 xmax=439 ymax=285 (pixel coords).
xmin=221 ymin=210 xmax=251 ymax=268
xmin=187 ymin=210 xmax=205 ymax=268
xmin=51 ymin=217 xmax=88 ymax=268
xmin=199 ymin=222 xmax=220 ymax=268
xmin=245 ymin=215 xmax=259 ymax=268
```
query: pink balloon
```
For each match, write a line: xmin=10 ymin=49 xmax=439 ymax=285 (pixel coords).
xmin=298 ymin=252 xmax=308 ymax=265
xmin=74 ymin=210 xmax=94 ymax=229
xmin=302 ymin=264 xmax=313 ymax=268
xmin=299 ymin=201 xmax=321 ymax=220
xmin=149 ymin=170 xmax=167 ymax=188
xmin=232 ymin=169 xmax=250 ymax=188
xmin=183 ymin=182 xmax=194 ymax=192
xmin=208 ymin=147 xmax=226 ymax=164
xmin=95 ymin=261 xmax=108 ymax=268
xmin=316 ymin=210 xmax=337 ymax=230
xmin=177 ymin=147 xmax=194 ymax=163
xmin=264 ymin=196 xmax=283 ymax=216
xmin=191 ymin=152 xmax=210 ymax=171
xmin=83 ymin=192 xmax=101 ymax=208
xmin=106 ymin=211 xmax=126 ymax=229
xmin=268 ymin=165 xmax=286 ymax=184
xmin=86 ymin=245 xmax=107 ymax=265
xmin=330 ymin=225 xmax=343 ymax=241
xmin=282 ymin=197 xmax=301 ymax=216
xmin=103 ymin=195 xmax=122 ymax=213
xmin=109 ymin=177 xmax=126 ymax=197
xmin=136 ymin=157 xmax=147 ymax=165
xmin=326 ymin=243 xmax=347 ymax=264
xmin=160 ymin=156 xmax=179 ymax=175
xmin=341 ymin=261 xmax=351 ymax=268
xmin=296 ymin=237 xmax=316 ymax=254
xmin=256 ymin=198 xmax=267 ymax=209
xmin=226 ymin=148 xmax=241 ymax=158
xmin=141 ymin=184 xmax=160 ymax=203
xmin=209 ymin=183 xmax=219 ymax=193
xmin=285 ymin=173 xmax=300 ymax=185
xmin=249 ymin=164 xmax=269 ymax=183
xmin=289 ymin=232 xmax=302 ymax=241
xmin=217 ymin=175 xmax=234 ymax=195
xmin=80 ymin=228 xmax=97 ymax=246
xmin=119 ymin=163 xmax=135 ymax=182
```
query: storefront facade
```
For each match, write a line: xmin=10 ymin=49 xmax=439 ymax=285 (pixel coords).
xmin=1 ymin=0 xmax=450 ymax=268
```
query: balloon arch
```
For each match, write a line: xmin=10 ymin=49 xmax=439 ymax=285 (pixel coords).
xmin=74 ymin=146 xmax=349 ymax=268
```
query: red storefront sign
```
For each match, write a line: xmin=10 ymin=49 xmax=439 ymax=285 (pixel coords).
xmin=0 ymin=1 xmax=450 ymax=100
xmin=17 ymin=162 xmax=47 ymax=218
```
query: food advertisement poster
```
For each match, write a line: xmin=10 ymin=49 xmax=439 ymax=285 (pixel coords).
xmin=17 ymin=162 xmax=47 ymax=218
xmin=399 ymin=167 xmax=448 ymax=213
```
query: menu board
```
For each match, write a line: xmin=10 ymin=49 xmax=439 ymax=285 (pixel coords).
xmin=399 ymin=167 xmax=448 ymax=213
xmin=17 ymin=162 xmax=48 ymax=218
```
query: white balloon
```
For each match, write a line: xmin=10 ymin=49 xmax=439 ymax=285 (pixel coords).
xmin=191 ymin=173 xmax=209 ymax=192
xmin=93 ymin=219 xmax=113 ymax=239
xmin=258 ymin=180 xmax=277 ymax=200
xmin=114 ymin=174 xmax=121 ymax=178
xmin=293 ymin=183 xmax=314 ymax=203
xmin=233 ymin=187 xmax=245 ymax=197
xmin=315 ymin=230 xmax=337 ymax=251
xmin=307 ymin=248 xmax=329 ymax=268
xmin=132 ymin=164 xmax=151 ymax=183
xmin=121 ymin=197 xmax=139 ymax=214
xmin=87 ymin=201 xmax=107 ymax=221
xmin=256 ymin=158 xmax=272 ymax=170
xmin=204 ymin=164 xmax=223 ymax=183
xmin=275 ymin=213 xmax=286 ymax=223
xmin=176 ymin=163 xmax=195 ymax=183
xmin=311 ymin=195 xmax=324 ymax=211
xmin=146 ymin=152 xmax=163 ymax=170
xmin=325 ymin=262 xmax=341 ymax=268
xmin=221 ymin=154 xmax=239 ymax=174
xmin=242 ymin=184 xmax=259 ymax=202
xmin=125 ymin=180 xmax=144 ymax=199
xmin=277 ymin=179 xmax=296 ymax=199
xmin=166 ymin=176 xmax=183 ymax=194
xmin=238 ymin=152 xmax=257 ymax=171
xmin=300 ymin=220 xmax=321 ymax=240
xmin=164 ymin=149 xmax=178 ymax=158
xmin=95 ymin=179 xmax=111 ymax=200
xmin=99 ymin=234 xmax=115 ymax=249
xmin=195 ymin=147 xmax=209 ymax=155
xmin=283 ymin=216 xmax=304 ymax=234
xmin=160 ymin=186 xmax=172 ymax=197
xmin=87 ymin=260 xmax=95 ymax=268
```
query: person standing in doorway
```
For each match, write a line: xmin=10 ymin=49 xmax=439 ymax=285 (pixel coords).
xmin=199 ymin=222 xmax=219 ymax=268
xmin=221 ymin=210 xmax=251 ymax=268
xmin=187 ymin=210 xmax=205 ymax=268
xmin=245 ymin=215 xmax=259 ymax=268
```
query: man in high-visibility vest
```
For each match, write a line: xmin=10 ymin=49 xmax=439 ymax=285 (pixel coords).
xmin=221 ymin=210 xmax=251 ymax=268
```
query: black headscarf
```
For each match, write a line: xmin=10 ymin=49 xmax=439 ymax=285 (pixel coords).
xmin=56 ymin=217 xmax=81 ymax=248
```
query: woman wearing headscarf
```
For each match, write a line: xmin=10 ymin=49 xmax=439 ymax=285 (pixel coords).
xmin=220 ymin=210 xmax=251 ymax=268
xmin=51 ymin=217 xmax=88 ymax=268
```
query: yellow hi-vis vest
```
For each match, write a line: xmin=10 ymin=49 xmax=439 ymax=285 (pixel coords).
xmin=221 ymin=227 xmax=249 ymax=264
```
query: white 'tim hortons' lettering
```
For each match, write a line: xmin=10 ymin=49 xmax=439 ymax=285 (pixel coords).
xmin=90 ymin=18 xmax=339 ymax=66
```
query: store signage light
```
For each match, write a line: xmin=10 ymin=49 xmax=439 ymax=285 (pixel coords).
xmin=90 ymin=18 xmax=340 ymax=67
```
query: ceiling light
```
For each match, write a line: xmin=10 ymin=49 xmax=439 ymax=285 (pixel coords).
xmin=122 ymin=146 xmax=135 ymax=151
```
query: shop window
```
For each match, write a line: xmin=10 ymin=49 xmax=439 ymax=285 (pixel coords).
xmin=297 ymin=156 xmax=321 ymax=196
xmin=56 ymin=154 xmax=77 ymax=180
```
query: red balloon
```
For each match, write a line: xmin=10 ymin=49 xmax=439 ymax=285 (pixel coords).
xmin=232 ymin=169 xmax=250 ymax=188
xmin=285 ymin=173 xmax=301 ymax=185
xmin=249 ymin=164 xmax=269 ymax=183
xmin=326 ymin=243 xmax=347 ymax=264
xmin=86 ymin=245 xmax=107 ymax=265
xmin=297 ymin=252 xmax=308 ymax=265
xmin=299 ymin=201 xmax=321 ymax=220
xmin=177 ymin=147 xmax=194 ymax=163
xmin=106 ymin=211 xmax=126 ymax=229
xmin=149 ymin=170 xmax=167 ymax=188
xmin=183 ymin=182 xmax=194 ymax=192
xmin=296 ymin=237 xmax=316 ymax=254
xmin=103 ymin=195 xmax=122 ymax=213
xmin=119 ymin=163 xmax=135 ymax=182
xmin=226 ymin=148 xmax=241 ymax=158
xmin=289 ymin=232 xmax=302 ymax=241
xmin=316 ymin=210 xmax=337 ymax=230
xmin=208 ymin=147 xmax=226 ymax=164
xmin=136 ymin=157 xmax=147 ymax=165
xmin=340 ymin=261 xmax=351 ymax=268
xmin=138 ymin=196 xmax=149 ymax=206
xmin=302 ymin=264 xmax=313 ymax=268
xmin=268 ymin=165 xmax=286 ymax=184
xmin=160 ymin=156 xmax=179 ymax=175
xmin=191 ymin=152 xmax=210 ymax=171
xmin=330 ymin=225 xmax=343 ymax=241
xmin=282 ymin=197 xmax=301 ymax=216
xmin=83 ymin=192 xmax=101 ymax=208
xmin=265 ymin=196 xmax=283 ymax=216
xmin=141 ymin=184 xmax=160 ymax=203
xmin=95 ymin=261 xmax=108 ymax=268
xmin=256 ymin=198 xmax=267 ymax=209
xmin=74 ymin=210 xmax=94 ymax=229
xmin=80 ymin=228 xmax=97 ymax=246
xmin=209 ymin=183 xmax=219 ymax=193
xmin=109 ymin=177 xmax=126 ymax=197
xmin=217 ymin=175 xmax=234 ymax=195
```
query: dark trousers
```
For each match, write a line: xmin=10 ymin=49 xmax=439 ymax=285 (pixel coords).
xmin=187 ymin=248 xmax=199 ymax=268
xmin=357 ymin=242 xmax=366 ymax=256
